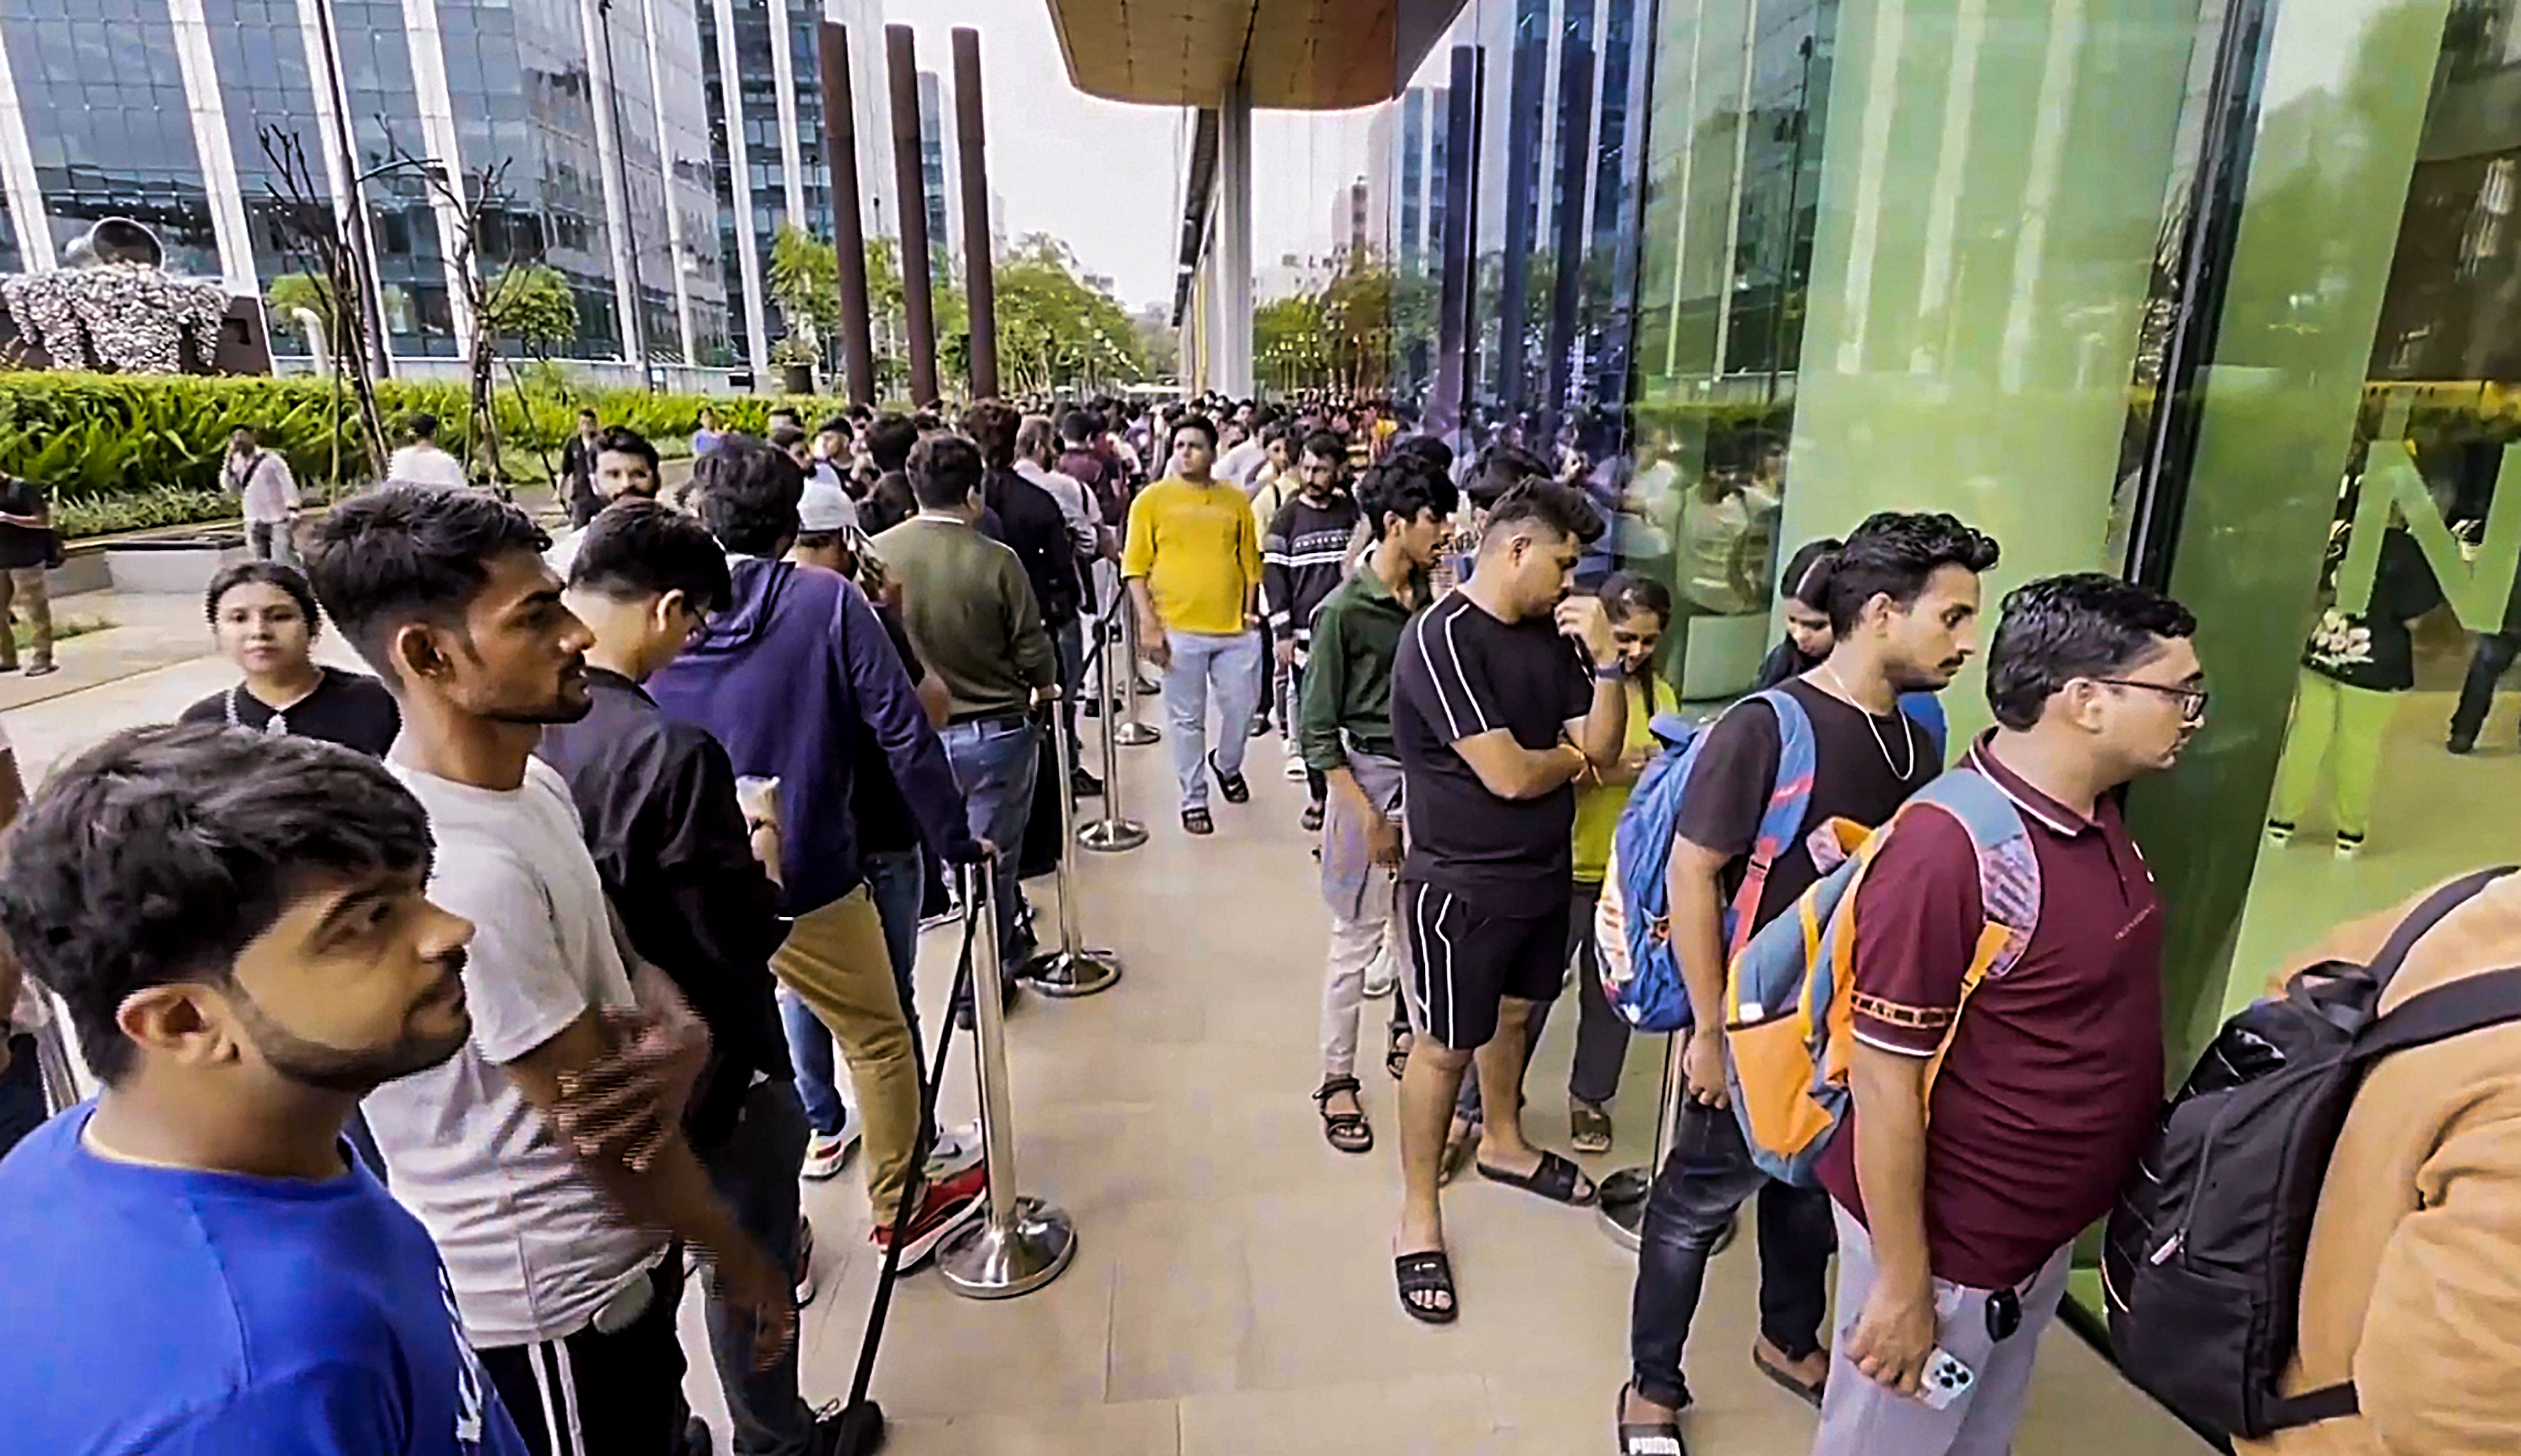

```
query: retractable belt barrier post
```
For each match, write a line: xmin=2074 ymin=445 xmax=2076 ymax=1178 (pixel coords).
xmin=1597 ymin=1033 xmax=1685 ymax=1251
xmin=1113 ymin=604 xmax=1160 ymax=747
xmin=1020 ymin=711 xmax=1124 ymax=994
xmin=937 ymin=862 xmax=1078 ymax=1299
xmin=1079 ymin=598 xmax=1149 ymax=852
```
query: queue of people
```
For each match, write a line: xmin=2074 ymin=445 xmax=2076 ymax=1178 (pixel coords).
xmin=4 ymin=386 xmax=2521 ymax=1456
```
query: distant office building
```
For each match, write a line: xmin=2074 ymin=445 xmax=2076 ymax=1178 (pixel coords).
xmin=0 ymin=0 xmax=737 ymax=368
xmin=1370 ymin=86 xmax=1451 ymax=276
xmin=1332 ymin=176 xmax=1370 ymax=263
xmin=695 ymin=0 xmax=898 ymax=379
xmin=914 ymin=68 xmax=961 ymax=279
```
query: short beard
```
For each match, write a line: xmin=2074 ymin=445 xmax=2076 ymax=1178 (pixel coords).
xmin=229 ymin=980 xmax=471 ymax=1095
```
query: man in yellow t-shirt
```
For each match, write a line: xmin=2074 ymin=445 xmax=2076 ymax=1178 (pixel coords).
xmin=1123 ymin=413 xmax=1266 ymax=835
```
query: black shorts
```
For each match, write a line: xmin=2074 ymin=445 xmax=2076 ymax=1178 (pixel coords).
xmin=1401 ymin=878 xmax=1571 ymax=1051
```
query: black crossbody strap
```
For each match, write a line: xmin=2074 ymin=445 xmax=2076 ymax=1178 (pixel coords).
xmin=2265 ymin=1381 xmax=2360 ymax=1430
xmin=2357 ymin=967 xmax=2521 ymax=1062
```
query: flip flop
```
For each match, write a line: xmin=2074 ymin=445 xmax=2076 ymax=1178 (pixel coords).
xmin=1393 ymin=1249 xmax=1457 ymax=1324
xmin=1474 ymin=1149 xmax=1599 ymax=1207
xmin=1752 ymin=1342 xmax=1827 ymax=1409
xmin=1615 ymin=1382 xmax=1687 ymax=1455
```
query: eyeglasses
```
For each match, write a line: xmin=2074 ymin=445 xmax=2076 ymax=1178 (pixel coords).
xmin=2092 ymin=678 xmax=2210 ymax=723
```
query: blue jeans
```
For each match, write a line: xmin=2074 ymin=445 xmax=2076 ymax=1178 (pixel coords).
xmin=1056 ymin=617 xmax=1087 ymax=760
xmin=696 ymin=1078 xmax=815 ymax=1455
xmin=778 ymin=987 xmax=845 ymax=1137
xmin=942 ymin=715 xmax=1040 ymax=970
xmin=1163 ymin=629 xmax=1265 ymax=811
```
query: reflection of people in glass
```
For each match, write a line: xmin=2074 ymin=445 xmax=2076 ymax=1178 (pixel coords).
xmin=1753 ymin=537 xmax=1844 ymax=689
xmin=2446 ymin=568 xmax=2521 ymax=755
xmin=2267 ymin=497 xmax=2448 ymax=858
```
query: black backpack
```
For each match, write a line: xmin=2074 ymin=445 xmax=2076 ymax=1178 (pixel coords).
xmin=2103 ymin=866 xmax=2521 ymax=1440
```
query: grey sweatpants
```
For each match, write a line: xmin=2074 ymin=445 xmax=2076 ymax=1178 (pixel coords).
xmin=1810 ymin=1204 xmax=2070 ymax=1456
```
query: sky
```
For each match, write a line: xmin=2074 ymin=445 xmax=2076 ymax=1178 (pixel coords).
xmin=888 ymin=0 xmax=1377 ymax=315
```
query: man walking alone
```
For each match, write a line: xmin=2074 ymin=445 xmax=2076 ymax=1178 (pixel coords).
xmin=1123 ymin=413 xmax=1266 ymax=836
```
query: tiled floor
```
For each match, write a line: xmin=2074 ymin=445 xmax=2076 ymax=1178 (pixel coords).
xmin=695 ymin=716 xmax=2215 ymax=1456
xmin=1 ymin=612 xmax=2212 ymax=1455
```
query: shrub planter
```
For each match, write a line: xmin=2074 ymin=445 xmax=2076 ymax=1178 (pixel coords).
xmin=103 ymin=531 xmax=249 ymax=595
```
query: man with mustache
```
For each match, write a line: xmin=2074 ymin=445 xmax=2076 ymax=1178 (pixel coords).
xmin=0 ymin=724 xmax=533 ymax=1453
xmin=304 ymin=487 xmax=789 ymax=1456
xmin=1813 ymin=574 xmax=2201 ymax=1456
xmin=1621 ymin=511 xmax=2000 ymax=1453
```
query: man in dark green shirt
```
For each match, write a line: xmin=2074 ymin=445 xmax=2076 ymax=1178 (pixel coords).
xmin=869 ymin=434 xmax=1058 ymax=982
xmin=1302 ymin=455 xmax=1457 ymax=1154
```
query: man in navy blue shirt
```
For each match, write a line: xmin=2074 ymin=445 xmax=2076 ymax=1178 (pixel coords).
xmin=0 ymin=723 xmax=530 ymax=1454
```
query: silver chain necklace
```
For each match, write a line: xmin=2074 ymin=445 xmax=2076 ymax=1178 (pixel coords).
xmin=1822 ymin=662 xmax=1916 ymax=781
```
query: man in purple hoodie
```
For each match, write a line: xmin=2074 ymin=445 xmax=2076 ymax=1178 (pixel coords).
xmin=650 ymin=435 xmax=991 ymax=1267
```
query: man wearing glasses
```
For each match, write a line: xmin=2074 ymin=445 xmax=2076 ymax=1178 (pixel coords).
xmin=1812 ymin=573 xmax=2204 ymax=1456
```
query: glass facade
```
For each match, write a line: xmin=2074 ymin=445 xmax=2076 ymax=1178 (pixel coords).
xmin=4 ymin=0 xmax=220 ymax=276
xmin=1350 ymin=0 xmax=2521 ymax=1357
xmin=0 ymin=0 xmax=832 ymax=369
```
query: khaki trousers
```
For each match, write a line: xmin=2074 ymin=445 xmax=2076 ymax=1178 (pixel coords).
xmin=772 ymin=887 xmax=919 ymax=1219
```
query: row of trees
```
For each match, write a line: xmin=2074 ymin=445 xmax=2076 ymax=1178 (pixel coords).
xmin=765 ymin=226 xmax=1150 ymax=396
xmin=1254 ymin=257 xmax=1434 ymax=398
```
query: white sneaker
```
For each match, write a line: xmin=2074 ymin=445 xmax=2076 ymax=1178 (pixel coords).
xmin=803 ymin=1104 xmax=862 ymax=1182
xmin=1283 ymin=750 xmax=1308 ymax=781
xmin=924 ymin=1120 xmax=985 ymax=1181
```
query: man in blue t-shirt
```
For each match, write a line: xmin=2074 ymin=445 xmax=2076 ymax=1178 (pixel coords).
xmin=0 ymin=723 xmax=530 ymax=1455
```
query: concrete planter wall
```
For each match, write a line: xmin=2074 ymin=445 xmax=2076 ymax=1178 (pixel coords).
xmin=102 ymin=534 xmax=248 ymax=595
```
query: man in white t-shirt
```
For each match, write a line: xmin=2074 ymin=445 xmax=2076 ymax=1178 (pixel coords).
xmin=385 ymin=412 xmax=472 ymax=491
xmin=306 ymin=485 xmax=793 ymax=1456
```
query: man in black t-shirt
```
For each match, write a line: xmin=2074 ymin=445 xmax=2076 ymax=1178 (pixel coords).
xmin=1618 ymin=511 xmax=1999 ymax=1453
xmin=1387 ymin=482 xmax=1625 ymax=1324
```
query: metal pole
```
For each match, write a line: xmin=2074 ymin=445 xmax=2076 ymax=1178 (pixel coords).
xmin=1019 ymin=713 xmax=1124 ymax=992
xmin=819 ymin=20 xmax=876 ymax=408
xmin=1597 ymin=1033 xmax=1736 ymax=1254
xmin=950 ymin=28 xmax=997 ymax=400
xmin=1078 ymin=600 xmax=1148 ymax=853
xmin=937 ymin=863 xmax=1078 ymax=1300
xmin=1114 ymin=600 xmax=1159 ymax=747
xmin=884 ymin=24 xmax=939 ymax=405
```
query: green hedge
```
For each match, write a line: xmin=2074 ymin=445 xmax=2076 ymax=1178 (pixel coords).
xmin=0 ymin=373 xmax=842 ymax=509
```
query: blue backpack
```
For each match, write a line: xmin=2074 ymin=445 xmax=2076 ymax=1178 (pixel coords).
xmin=1596 ymin=688 xmax=1947 ymax=1034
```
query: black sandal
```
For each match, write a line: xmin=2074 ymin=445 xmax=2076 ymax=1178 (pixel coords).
xmin=1182 ymin=807 xmax=1214 ymax=835
xmin=1570 ymin=1098 xmax=1613 ymax=1155
xmin=1475 ymin=1149 xmax=1599 ymax=1207
xmin=1385 ymin=1021 xmax=1412 ymax=1080
xmin=1616 ymin=1383 xmax=1687 ymax=1455
xmin=1312 ymin=1076 xmax=1372 ymax=1154
xmin=1207 ymin=751 xmax=1251 ymax=803
xmin=1393 ymin=1249 xmax=1457 ymax=1324
xmin=1752 ymin=1341 xmax=1827 ymax=1409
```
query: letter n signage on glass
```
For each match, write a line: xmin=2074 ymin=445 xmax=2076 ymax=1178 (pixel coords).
xmin=2335 ymin=403 xmax=2521 ymax=632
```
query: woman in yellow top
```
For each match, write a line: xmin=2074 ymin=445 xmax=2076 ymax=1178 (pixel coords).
xmin=1564 ymin=573 xmax=1673 ymax=1150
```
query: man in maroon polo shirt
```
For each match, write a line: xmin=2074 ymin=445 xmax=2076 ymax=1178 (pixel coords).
xmin=1813 ymin=573 xmax=2203 ymax=1456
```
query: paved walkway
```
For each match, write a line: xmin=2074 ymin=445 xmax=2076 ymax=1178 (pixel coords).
xmin=1 ymin=611 xmax=2212 ymax=1455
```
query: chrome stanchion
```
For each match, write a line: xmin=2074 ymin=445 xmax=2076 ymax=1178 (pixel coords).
xmin=1079 ymin=604 xmax=1148 ymax=853
xmin=1114 ymin=606 xmax=1160 ymax=747
xmin=1597 ymin=1032 xmax=1682 ymax=1250
xmin=1019 ymin=717 xmax=1123 ymax=994
xmin=938 ymin=863 xmax=1079 ymax=1300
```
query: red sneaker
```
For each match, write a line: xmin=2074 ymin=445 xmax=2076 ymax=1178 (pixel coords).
xmin=869 ymin=1165 xmax=987 ymax=1269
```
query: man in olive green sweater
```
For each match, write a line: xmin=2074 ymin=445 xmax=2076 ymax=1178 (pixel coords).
xmin=1301 ymin=454 xmax=1457 ymax=1150
xmin=870 ymin=434 xmax=1058 ymax=984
